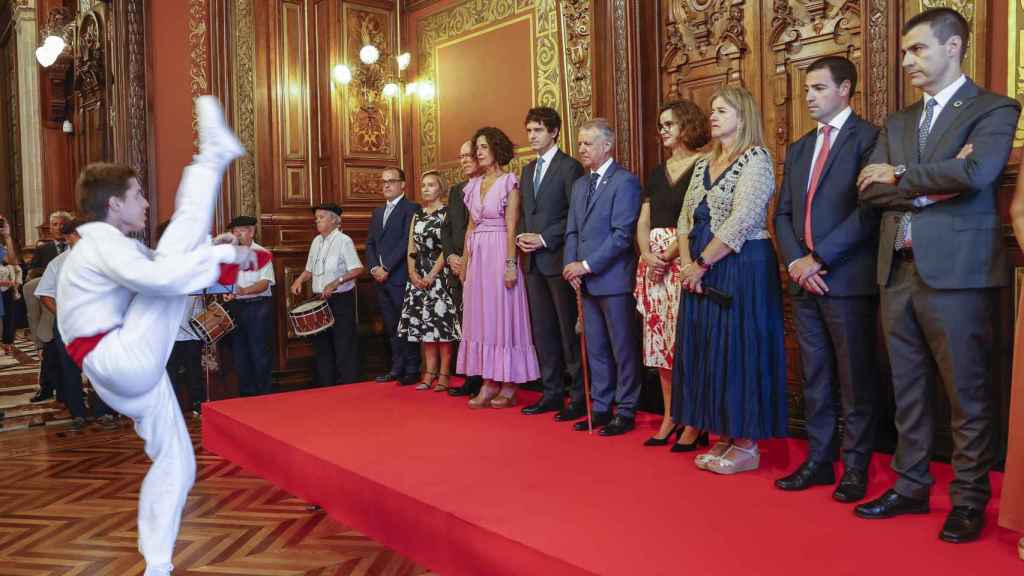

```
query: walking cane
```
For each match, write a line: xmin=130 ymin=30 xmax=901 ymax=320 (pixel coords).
xmin=574 ymin=285 xmax=593 ymax=435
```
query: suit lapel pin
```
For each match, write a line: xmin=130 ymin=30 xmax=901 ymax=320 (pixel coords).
xmin=952 ymin=100 xmax=963 ymax=108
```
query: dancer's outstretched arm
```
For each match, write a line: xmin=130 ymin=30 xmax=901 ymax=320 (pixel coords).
xmin=83 ymin=236 xmax=241 ymax=297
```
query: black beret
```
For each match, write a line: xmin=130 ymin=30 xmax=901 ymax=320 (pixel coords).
xmin=228 ymin=215 xmax=258 ymax=228
xmin=313 ymin=203 xmax=343 ymax=216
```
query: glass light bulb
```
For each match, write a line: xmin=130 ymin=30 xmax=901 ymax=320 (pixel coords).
xmin=44 ymin=35 xmax=65 ymax=53
xmin=359 ymin=44 xmax=380 ymax=65
xmin=416 ymin=81 xmax=435 ymax=100
xmin=382 ymin=83 xmax=400 ymax=98
xmin=405 ymin=82 xmax=418 ymax=96
xmin=332 ymin=64 xmax=352 ymax=84
xmin=396 ymin=52 xmax=411 ymax=71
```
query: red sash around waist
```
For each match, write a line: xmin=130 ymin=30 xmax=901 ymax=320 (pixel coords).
xmin=67 ymin=331 xmax=110 ymax=369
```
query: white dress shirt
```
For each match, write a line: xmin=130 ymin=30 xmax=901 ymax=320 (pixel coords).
xmin=534 ymin=145 xmax=559 ymax=188
xmin=382 ymin=195 xmax=404 ymax=228
xmin=304 ymin=228 xmax=362 ymax=294
xmin=234 ymin=240 xmax=275 ymax=299
xmin=57 ymin=222 xmax=237 ymax=342
xmin=806 ymin=106 xmax=852 ymax=192
xmin=35 ymin=251 xmax=69 ymax=299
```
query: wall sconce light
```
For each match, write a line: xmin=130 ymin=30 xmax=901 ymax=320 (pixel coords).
xmin=332 ymin=49 xmax=433 ymax=102
xmin=61 ymin=120 xmax=74 ymax=134
xmin=35 ymin=8 xmax=74 ymax=68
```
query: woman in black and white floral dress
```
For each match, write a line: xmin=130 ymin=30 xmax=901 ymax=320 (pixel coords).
xmin=398 ymin=170 xmax=461 ymax=391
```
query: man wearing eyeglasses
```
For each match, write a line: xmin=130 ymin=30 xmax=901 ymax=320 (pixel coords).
xmin=366 ymin=167 xmax=421 ymax=385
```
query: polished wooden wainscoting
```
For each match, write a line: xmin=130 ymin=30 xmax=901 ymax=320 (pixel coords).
xmin=0 ymin=418 xmax=434 ymax=575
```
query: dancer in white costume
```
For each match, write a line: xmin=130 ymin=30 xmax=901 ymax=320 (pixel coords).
xmin=56 ymin=97 xmax=250 ymax=576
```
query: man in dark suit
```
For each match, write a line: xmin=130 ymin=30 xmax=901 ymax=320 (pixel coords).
xmin=366 ymin=167 xmax=421 ymax=385
xmin=441 ymin=140 xmax=483 ymax=398
xmin=563 ymin=118 xmax=642 ymax=437
xmin=772 ymin=56 xmax=881 ymax=503
xmin=29 ymin=211 xmax=72 ymax=279
xmin=856 ymin=7 xmax=1021 ymax=543
xmin=516 ymin=107 xmax=586 ymax=418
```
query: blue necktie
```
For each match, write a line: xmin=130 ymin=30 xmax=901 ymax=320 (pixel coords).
xmin=533 ymin=157 xmax=544 ymax=201
xmin=587 ymin=172 xmax=599 ymax=206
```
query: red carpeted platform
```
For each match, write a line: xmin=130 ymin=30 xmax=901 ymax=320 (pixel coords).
xmin=202 ymin=381 xmax=1020 ymax=576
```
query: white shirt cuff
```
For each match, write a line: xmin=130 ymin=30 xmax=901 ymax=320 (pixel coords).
xmin=582 ymin=260 xmax=591 ymax=273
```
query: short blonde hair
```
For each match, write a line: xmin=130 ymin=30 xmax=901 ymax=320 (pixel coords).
xmin=709 ymin=85 xmax=765 ymax=162
xmin=421 ymin=170 xmax=447 ymax=195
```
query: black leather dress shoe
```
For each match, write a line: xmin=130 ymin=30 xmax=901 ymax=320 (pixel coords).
xmin=448 ymin=385 xmax=473 ymax=397
xmin=555 ymin=403 xmax=587 ymax=422
xmin=939 ymin=506 xmax=985 ymax=543
xmin=30 ymin=391 xmax=53 ymax=403
xmin=854 ymin=489 xmax=929 ymax=519
xmin=398 ymin=374 xmax=420 ymax=386
xmin=775 ymin=460 xmax=835 ymax=491
xmin=574 ymin=411 xmax=610 ymax=431
xmin=832 ymin=468 xmax=869 ymax=503
xmin=374 ymin=372 xmax=400 ymax=383
xmin=598 ymin=415 xmax=635 ymax=437
xmin=521 ymin=400 xmax=562 ymax=415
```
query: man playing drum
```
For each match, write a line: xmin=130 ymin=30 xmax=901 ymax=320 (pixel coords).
xmin=223 ymin=215 xmax=275 ymax=396
xmin=289 ymin=203 xmax=364 ymax=386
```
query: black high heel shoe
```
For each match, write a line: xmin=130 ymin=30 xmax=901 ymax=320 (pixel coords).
xmin=671 ymin=430 xmax=710 ymax=453
xmin=643 ymin=424 xmax=682 ymax=447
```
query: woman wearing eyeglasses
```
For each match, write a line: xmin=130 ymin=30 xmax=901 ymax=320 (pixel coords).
xmin=636 ymin=100 xmax=709 ymax=450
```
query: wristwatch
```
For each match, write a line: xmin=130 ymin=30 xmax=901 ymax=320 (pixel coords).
xmin=894 ymin=164 xmax=907 ymax=179
xmin=695 ymin=255 xmax=712 ymax=270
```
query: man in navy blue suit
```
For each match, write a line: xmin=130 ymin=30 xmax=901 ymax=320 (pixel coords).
xmin=366 ymin=167 xmax=421 ymax=385
xmin=772 ymin=56 xmax=881 ymax=503
xmin=563 ymin=118 xmax=642 ymax=437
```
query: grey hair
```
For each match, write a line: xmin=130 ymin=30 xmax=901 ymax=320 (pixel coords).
xmin=579 ymin=118 xmax=615 ymax=144
xmin=49 ymin=211 xmax=73 ymax=223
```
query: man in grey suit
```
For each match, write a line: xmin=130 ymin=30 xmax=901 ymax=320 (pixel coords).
xmin=516 ymin=107 xmax=586 ymax=419
xmin=856 ymin=7 xmax=1021 ymax=543
xmin=773 ymin=56 xmax=881 ymax=503
xmin=563 ymin=118 xmax=642 ymax=437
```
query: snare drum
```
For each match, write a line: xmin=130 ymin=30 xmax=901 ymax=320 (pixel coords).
xmin=288 ymin=299 xmax=335 ymax=336
xmin=189 ymin=301 xmax=236 ymax=345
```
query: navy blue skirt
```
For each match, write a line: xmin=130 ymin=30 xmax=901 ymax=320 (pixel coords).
xmin=671 ymin=199 xmax=787 ymax=440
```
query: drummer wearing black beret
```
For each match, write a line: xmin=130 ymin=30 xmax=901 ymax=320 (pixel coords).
xmin=224 ymin=214 xmax=276 ymax=395
xmin=290 ymin=203 xmax=365 ymax=386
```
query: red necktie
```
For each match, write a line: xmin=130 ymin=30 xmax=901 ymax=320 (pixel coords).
xmin=803 ymin=125 xmax=832 ymax=251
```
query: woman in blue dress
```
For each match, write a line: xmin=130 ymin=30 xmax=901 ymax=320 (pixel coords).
xmin=672 ymin=86 xmax=787 ymax=475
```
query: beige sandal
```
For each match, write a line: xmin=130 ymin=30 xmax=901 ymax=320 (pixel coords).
xmin=414 ymin=372 xmax=437 ymax=390
xmin=695 ymin=441 xmax=731 ymax=470
xmin=707 ymin=443 xmax=760 ymax=475
xmin=432 ymin=373 xmax=450 ymax=392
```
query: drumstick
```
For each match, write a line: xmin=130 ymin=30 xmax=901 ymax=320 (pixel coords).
xmin=574 ymin=285 xmax=593 ymax=435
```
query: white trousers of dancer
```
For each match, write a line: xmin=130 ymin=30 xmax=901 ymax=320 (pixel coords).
xmin=81 ymin=164 xmax=224 ymax=576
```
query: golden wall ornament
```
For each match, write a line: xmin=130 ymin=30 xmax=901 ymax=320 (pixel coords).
xmin=188 ymin=0 xmax=209 ymax=150
xmin=342 ymin=4 xmax=396 ymax=158
xmin=559 ymin=0 xmax=594 ymax=155
xmin=232 ymin=0 xmax=258 ymax=219
xmin=416 ymin=0 xmax=572 ymax=172
xmin=1010 ymin=0 xmax=1024 ymax=147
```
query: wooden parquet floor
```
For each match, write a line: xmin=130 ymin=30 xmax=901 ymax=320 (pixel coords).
xmin=0 ymin=409 xmax=436 ymax=576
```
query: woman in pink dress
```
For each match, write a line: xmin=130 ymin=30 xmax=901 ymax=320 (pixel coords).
xmin=457 ymin=127 xmax=540 ymax=408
